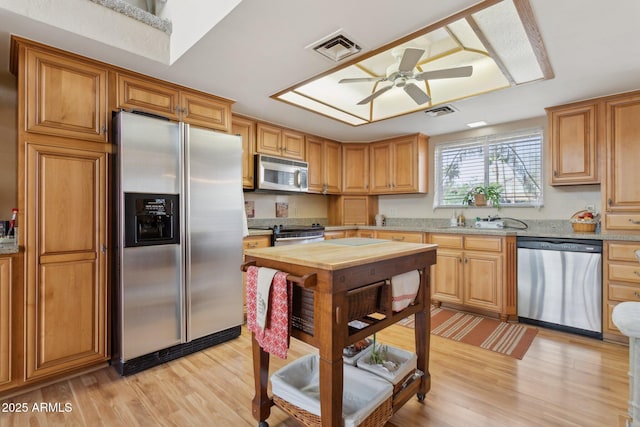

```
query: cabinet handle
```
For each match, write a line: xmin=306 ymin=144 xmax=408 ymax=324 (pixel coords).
xmin=629 ymin=219 xmax=640 ymax=225
xmin=101 ymin=125 xmax=107 ymax=135
xmin=101 ymin=245 xmax=107 ymax=254
xmin=634 ymin=271 xmax=640 ymax=277
xmin=175 ymin=105 xmax=181 ymax=114
xmin=635 ymin=291 xmax=640 ymax=299
xmin=553 ymin=170 xmax=558 ymax=177
xmin=182 ymin=107 xmax=188 ymax=116
xmin=464 ymin=257 xmax=468 ymax=264
xmin=458 ymin=256 xmax=462 ymax=263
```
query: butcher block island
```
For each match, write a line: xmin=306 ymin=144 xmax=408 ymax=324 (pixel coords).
xmin=243 ymin=238 xmax=438 ymax=427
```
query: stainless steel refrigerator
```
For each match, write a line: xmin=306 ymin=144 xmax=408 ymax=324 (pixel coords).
xmin=113 ymin=111 xmax=243 ymax=375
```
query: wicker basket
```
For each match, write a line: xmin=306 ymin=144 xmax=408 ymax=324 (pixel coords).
xmin=273 ymin=395 xmax=392 ymax=427
xmin=570 ymin=209 xmax=599 ymax=233
xmin=346 ymin=281 xmax=388 ymax=320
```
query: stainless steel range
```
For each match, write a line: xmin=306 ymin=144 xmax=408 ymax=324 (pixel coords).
xmin=272 ymin=224 xmax=325 ymax=246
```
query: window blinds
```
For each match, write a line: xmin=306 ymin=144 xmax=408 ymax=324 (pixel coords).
xmin=435 ymin=128 xmax=543 ymax=207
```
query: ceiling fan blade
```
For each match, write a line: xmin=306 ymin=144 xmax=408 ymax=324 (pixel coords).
xmin=357 ymin=84 xmax=394 ymax=105
xmin=404 ymin=83 xmax=431 ymax=105
xmin=415 ymin=65 xmax=473 ymax=81
xmin=398 ymin=48 xmax=425 ymax=73
xmin=339 ymin=77 xmax=380 ymax=84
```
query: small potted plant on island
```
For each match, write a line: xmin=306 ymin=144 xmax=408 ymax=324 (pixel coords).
xmin=462 ymin=184 xmax=503 ymax=209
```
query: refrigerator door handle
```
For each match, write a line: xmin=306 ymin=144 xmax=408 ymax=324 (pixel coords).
xmin=181 ymin=122 xmax=189 ymax=343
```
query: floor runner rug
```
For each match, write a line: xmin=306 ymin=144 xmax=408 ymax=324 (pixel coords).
xmin=398 ymin=306 xmax=538 ymax=359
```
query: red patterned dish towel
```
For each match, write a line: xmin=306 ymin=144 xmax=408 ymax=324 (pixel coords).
xmin=246 ymin=266 xmax=292 ymax=359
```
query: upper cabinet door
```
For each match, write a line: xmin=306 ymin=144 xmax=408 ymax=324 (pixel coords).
xmin=232 ymin=116 xmax=256 ymax=189
xmin=116 ymin=73 xmax=181 ymax=121
xmin=605 ymin=93 xmax=640 ymax=218
xmin=180 ymin=90 xmax=231 ymax=132
xmin=547 ymin=102 xmax=599 ymax=185
xmin=25 ymin=48 xmax=108 ymax=142
xmin=342 ymin=144 xmax=369 ymax=194
xmin=370 ymin=141 xmax=393 ymax=193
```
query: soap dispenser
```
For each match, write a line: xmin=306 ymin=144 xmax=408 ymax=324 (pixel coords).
xmin=450 ymin=211 xmax=457 ymax=227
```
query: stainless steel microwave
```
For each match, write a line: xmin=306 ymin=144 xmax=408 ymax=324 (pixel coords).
xmin=255 ymin=154 xmax=308 ymax=192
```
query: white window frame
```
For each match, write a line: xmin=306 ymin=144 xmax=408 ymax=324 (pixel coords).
xmin=433 ymin=128 xmax=544 ymax=209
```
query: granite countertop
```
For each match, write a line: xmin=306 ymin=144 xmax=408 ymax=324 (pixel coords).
xmin=247 ymin=219 xmax=640 ymax=242
xmin=0 ymin=242 xmax=19 ymax=255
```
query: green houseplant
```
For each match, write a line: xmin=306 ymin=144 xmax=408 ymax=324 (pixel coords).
xmin=462 ymin=184 xmax=502 ymax=209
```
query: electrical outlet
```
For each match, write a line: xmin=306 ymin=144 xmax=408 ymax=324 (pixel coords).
xmin=585 ymin=204 xmax=596 ymax=212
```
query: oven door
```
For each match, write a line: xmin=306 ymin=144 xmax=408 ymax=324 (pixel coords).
xmin=274 ymin=235 xmax=325 ymax=246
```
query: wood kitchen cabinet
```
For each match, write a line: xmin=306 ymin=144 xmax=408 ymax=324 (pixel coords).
xmin=375 ymin=230 xmax=424 ymax=243
xmin=232 ymin=115 xmax=256 ymax=189
xmin=11 ymin=37 xmax=110 ymax=392
xmin=0 ymin=256 xmax=12 ymax=389
xmin=429 ymin=233 xmax=515 ymax=321
xmin=327 ymin=195 xmax=378 ymax=226
xmin=603 ymin=241 xmax=640 ymax=343
xmin=115 ymin=72 xmax=232 ymax=132
xmin=20 ymin=41 xmax=109 ymax=143
xmin=307 ymin=136 xmax=341 ymax=194
xmin=603 ymin=91 xmax=640 ymax=232
xmin=546 ymin=101 xmax=600 ymax=185
xmin=256 ymin=122 xmax=305 ymax=160
xmin=370 ymin=133 xmax=428 ymax=194
xmin=23 ymin=140 xmax=109 ymax=381
xmin=342 ymin=143 xmax=370 ymax=193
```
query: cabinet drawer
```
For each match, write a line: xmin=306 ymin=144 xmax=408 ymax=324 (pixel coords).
xmin=324 ymin=231 xmax=346 ymax=240
xmin=357 ymin=230 xmax=375 ymax=238
xmin=243 ymin=236 xmax=271 ymax=250
xmin=605 ymin=214 xmax=640 ymax=231
xmin=608 ymin=242 xmax=640 ymax=262
xmin=464 ymin=236 xmax=502 ymax=252
xmin=608 ymin=282 xmax=640 ymax=302
xmin=376 ymin=230 xmax=423 ymax=243
xmin=430 ymin=234 xmax=463 ymax=249
xmin=608 ymin=263 xmax=640 ymax=284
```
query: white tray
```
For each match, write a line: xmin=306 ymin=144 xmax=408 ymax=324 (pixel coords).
xmin=356 ymin=345 xmax=417 ymax=385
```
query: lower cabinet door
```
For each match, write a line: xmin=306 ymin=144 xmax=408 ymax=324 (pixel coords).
xmin=0 ymin=257 xmax=11 ymax=387
xmin=431 ymin=249 xmax=463 ymax=304
xmin=463 ymin=252 xmax=502 ymax=311
xmin=24 ymin=142 xmax=108 ymax=380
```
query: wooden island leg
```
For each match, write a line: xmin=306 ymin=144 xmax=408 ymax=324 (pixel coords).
xmin=415 ymin=268 xmax=431 ymax=401
xmin=319 ymin=357 xmax=344 ymax=426
xmin=251 ymin=334 xmax=272 ymax=425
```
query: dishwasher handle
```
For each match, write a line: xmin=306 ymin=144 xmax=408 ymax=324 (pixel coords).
xmin=516 ymin=237 xmax=602 ymax=253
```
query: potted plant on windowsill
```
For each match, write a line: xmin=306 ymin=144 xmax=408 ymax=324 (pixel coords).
xmin=462 ymin=184 xmax=502 ymax=209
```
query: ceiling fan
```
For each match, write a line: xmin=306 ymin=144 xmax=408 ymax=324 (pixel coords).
xmin=339 ymin=47 xmax=473 ymax=105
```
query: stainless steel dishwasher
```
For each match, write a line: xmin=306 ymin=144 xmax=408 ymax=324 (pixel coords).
xmin=517 ymin=237 xmax=602 ymax=338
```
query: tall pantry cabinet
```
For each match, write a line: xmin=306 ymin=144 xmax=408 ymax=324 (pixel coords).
xmin=10 ymin=37 xmax=109 ymax=386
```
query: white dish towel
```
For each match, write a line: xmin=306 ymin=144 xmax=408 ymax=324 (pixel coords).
xmin=390 ymin=270 xmax=420 ymax=312
xmin=256 ymin=267 xmax=278 ymax=330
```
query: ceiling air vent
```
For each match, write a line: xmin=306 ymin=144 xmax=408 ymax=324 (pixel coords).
xmin=310 ymin=31 xmax=362 ymax=62
xmin=424 ymin=104 xmax=458 ymax=117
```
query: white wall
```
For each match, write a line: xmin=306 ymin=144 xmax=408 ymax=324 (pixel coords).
xmin=243 ymin=192 xmax=327 ymax=220
xmin=378 ymin=116 xmax=602 ymax=221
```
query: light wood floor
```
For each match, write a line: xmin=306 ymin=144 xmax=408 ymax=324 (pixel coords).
xmin=0 ymin=322 xmax=630 ymax=427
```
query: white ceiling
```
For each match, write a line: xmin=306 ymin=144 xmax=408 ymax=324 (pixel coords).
xmin=1 ymin=0 xmax=639 ymax=142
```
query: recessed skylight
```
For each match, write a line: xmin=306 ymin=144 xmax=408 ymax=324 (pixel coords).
xmin=273 ymin=0 xmax=552 ymax=126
